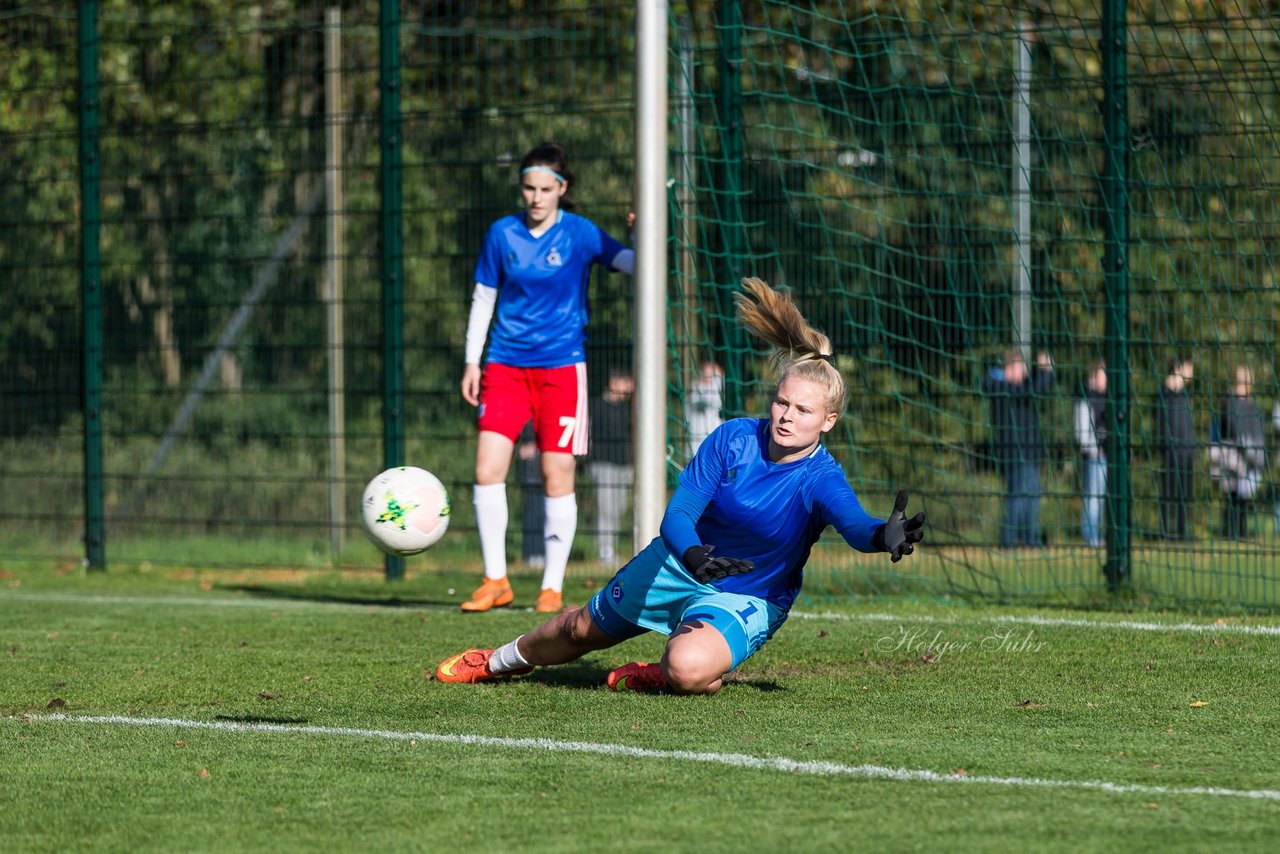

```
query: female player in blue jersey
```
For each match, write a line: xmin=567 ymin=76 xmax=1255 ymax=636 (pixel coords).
xmin=438 ymin=277 xmax=924 ymax=694
xmin=460 ymin=142 xmax=634 ymax=615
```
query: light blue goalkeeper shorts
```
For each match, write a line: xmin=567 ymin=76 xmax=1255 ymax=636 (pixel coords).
xmin=587 ymin=537 xmax=787 ymax=670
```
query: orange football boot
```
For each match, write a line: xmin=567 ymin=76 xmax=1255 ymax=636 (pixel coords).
xmin=606 ymin=661 xmax=667 ymax=693
xmin=534 ymin=588 xmax=563 ymax=614
xmin=460 ymin=577 xmax=514 ymax=612
xmin=435 ymin=648 xmax=532 ymax=683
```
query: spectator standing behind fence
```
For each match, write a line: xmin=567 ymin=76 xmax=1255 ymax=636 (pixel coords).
xmin=516 ymin=425 xmax=545 ymax=570
xmin=1155 ymin=355 xmax=1196 ymax=540
xmin=1273 ymin=400 xmax=1280 ymax=534
xmin=983 ymin=349 xmax=1054 ymax=548
xmin=1209 ymin=364 xmax=1266 ymax=540
xmin=1073 ymin=360 xmax=1107 ymax=549
xmin=459 ymin=142 xmax=635 ymax=614
xmin=588 ymin=368 xmax=635 ymax=564
xmin=686 ymin=360 xmax=724 ymax=456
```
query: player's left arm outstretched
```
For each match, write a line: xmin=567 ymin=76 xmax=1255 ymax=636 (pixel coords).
xmin=822 ymin=481 xmax=926 ymax=562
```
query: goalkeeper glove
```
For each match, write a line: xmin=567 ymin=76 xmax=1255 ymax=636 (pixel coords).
xmin=681 ymin=545 xmax=755 ymax=584
xmin=871 ymin=490 xmax=925 ymax=563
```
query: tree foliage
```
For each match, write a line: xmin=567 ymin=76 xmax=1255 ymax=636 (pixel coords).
xmin=2 ymin=1 xmax=1278 ymax=549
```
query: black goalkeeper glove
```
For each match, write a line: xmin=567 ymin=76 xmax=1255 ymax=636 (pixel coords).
xmin=871 ymin=489 xmax=926 ymax=563
xmin=681 ymin=545 xmax=755 ymax=584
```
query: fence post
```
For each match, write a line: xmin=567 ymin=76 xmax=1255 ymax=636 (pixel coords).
xmin=380 ymin=0 xmax=405 ymax=581
xmin=325 ymin=5 xmax=347 ymax=558
xmin=1012 ymin=22 xmax=1033 ymax=364
xmin=1102 ymin=0 xmax=1131 ymax=589
xmin=78 ymin=0 xmax=105 ymax=571
xmin=716 ymin=0 xmax=746 ymax=415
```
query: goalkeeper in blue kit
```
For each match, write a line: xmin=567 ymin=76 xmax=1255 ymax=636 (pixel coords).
xmin=437 ymin=277 xmax=925 ymax=694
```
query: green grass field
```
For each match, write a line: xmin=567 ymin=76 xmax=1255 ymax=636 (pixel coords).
xmin=3 ymin=562 xmax=1279 ymax=852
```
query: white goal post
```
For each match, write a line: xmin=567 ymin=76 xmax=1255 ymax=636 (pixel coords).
xmin=633 ymin=0 xmax=669 ymax=544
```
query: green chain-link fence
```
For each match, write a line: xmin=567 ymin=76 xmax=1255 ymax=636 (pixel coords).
xmin=3 ymin=1 xmax=1278 ymax=610
xmin=2 ymin=1 xmax=637 ymax=573
xmin=669 ymin=0 xmax=1280 ymax=609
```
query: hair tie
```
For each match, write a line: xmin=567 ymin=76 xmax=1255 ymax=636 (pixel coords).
xmin=817 ymin=353 xmax=836 ymax=365
xmin=520 ymin=165 xmax=566 ymax=183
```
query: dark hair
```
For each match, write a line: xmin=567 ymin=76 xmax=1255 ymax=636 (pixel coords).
xmin=1167 ymin=354 xmax=1192 ymax=374
xmin=519 ymin=141 xmax=576 ymax=211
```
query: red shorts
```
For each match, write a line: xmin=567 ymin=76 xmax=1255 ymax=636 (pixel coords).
xmin=478 ymin=362 xmax=588 ymax=455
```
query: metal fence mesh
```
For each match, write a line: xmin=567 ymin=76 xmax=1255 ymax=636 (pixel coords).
xmin=4 ymin=1 xmax=1279 ymax=610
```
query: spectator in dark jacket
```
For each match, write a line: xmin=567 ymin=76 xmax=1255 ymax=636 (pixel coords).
xmin=1211 ymin=364 xmax=1265 ymax=540
xmin=1273 ymin=400 xmax=1280 ymax=534
xmin=1155 ymin=355 xmax=1195 ymax=540
xmin=983 ymin=349 xmax=1054 ymax=547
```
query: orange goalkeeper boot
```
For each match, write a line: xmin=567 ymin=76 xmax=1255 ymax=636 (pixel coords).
xmin=606 ymin=661 xmax=667 ymax=693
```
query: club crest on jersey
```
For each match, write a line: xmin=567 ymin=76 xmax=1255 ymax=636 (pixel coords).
xmin=546 ymin=247 xmax=563 ymax=267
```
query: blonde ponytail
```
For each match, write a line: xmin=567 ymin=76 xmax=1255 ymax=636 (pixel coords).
xmin=734 ymin=277 xmax=848 ymax=415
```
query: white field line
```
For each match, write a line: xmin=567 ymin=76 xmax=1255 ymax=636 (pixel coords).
xmin=790 ymin=610 xmax=1280 ymax=637
xmin=25 ymin=713 xmax=1280 ymax=802
xmin=5 ymin=590 xmax=1280 ymax=636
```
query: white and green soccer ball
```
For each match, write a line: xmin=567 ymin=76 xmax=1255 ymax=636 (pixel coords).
xmin=361 ymin=466 xmax=451 ymax=556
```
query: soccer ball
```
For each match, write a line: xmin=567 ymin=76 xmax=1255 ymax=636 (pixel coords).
xmin=361 ymin=466 xmax=451 ymax=556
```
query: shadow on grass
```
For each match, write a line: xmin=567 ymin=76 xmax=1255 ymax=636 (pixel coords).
xmin=503 ymin=663 xmax=787 ymax=694
xmin=724 ymin=678 xmax=785 ymax=692
xmin=521 ymin=661 xmax=612 ymax=691
xmin=219 ymin=584 xmax=457 ymax=610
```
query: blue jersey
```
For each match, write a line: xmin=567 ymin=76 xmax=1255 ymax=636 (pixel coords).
xmin=474 ymin=210 xmax=625 ymax=368
xmin=672 ymin=417 xmax=883 ymax=609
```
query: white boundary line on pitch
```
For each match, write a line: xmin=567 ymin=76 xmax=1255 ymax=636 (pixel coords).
xmin=24 ymin=713 xmax=1280 ymax=802
xmin=789 ymin=610 xmax=1280 ymax=637
xmin=5 ymin=590 xmax=1280 ymax=636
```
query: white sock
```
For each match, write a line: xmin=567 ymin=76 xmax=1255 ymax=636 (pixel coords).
xmin=541 ymin=493 xmax=577 ymax=593
xmin=489 ymin=635 xmax=531 ymax=674
xmin=473 ymin=483 xmax=508 ymax=581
